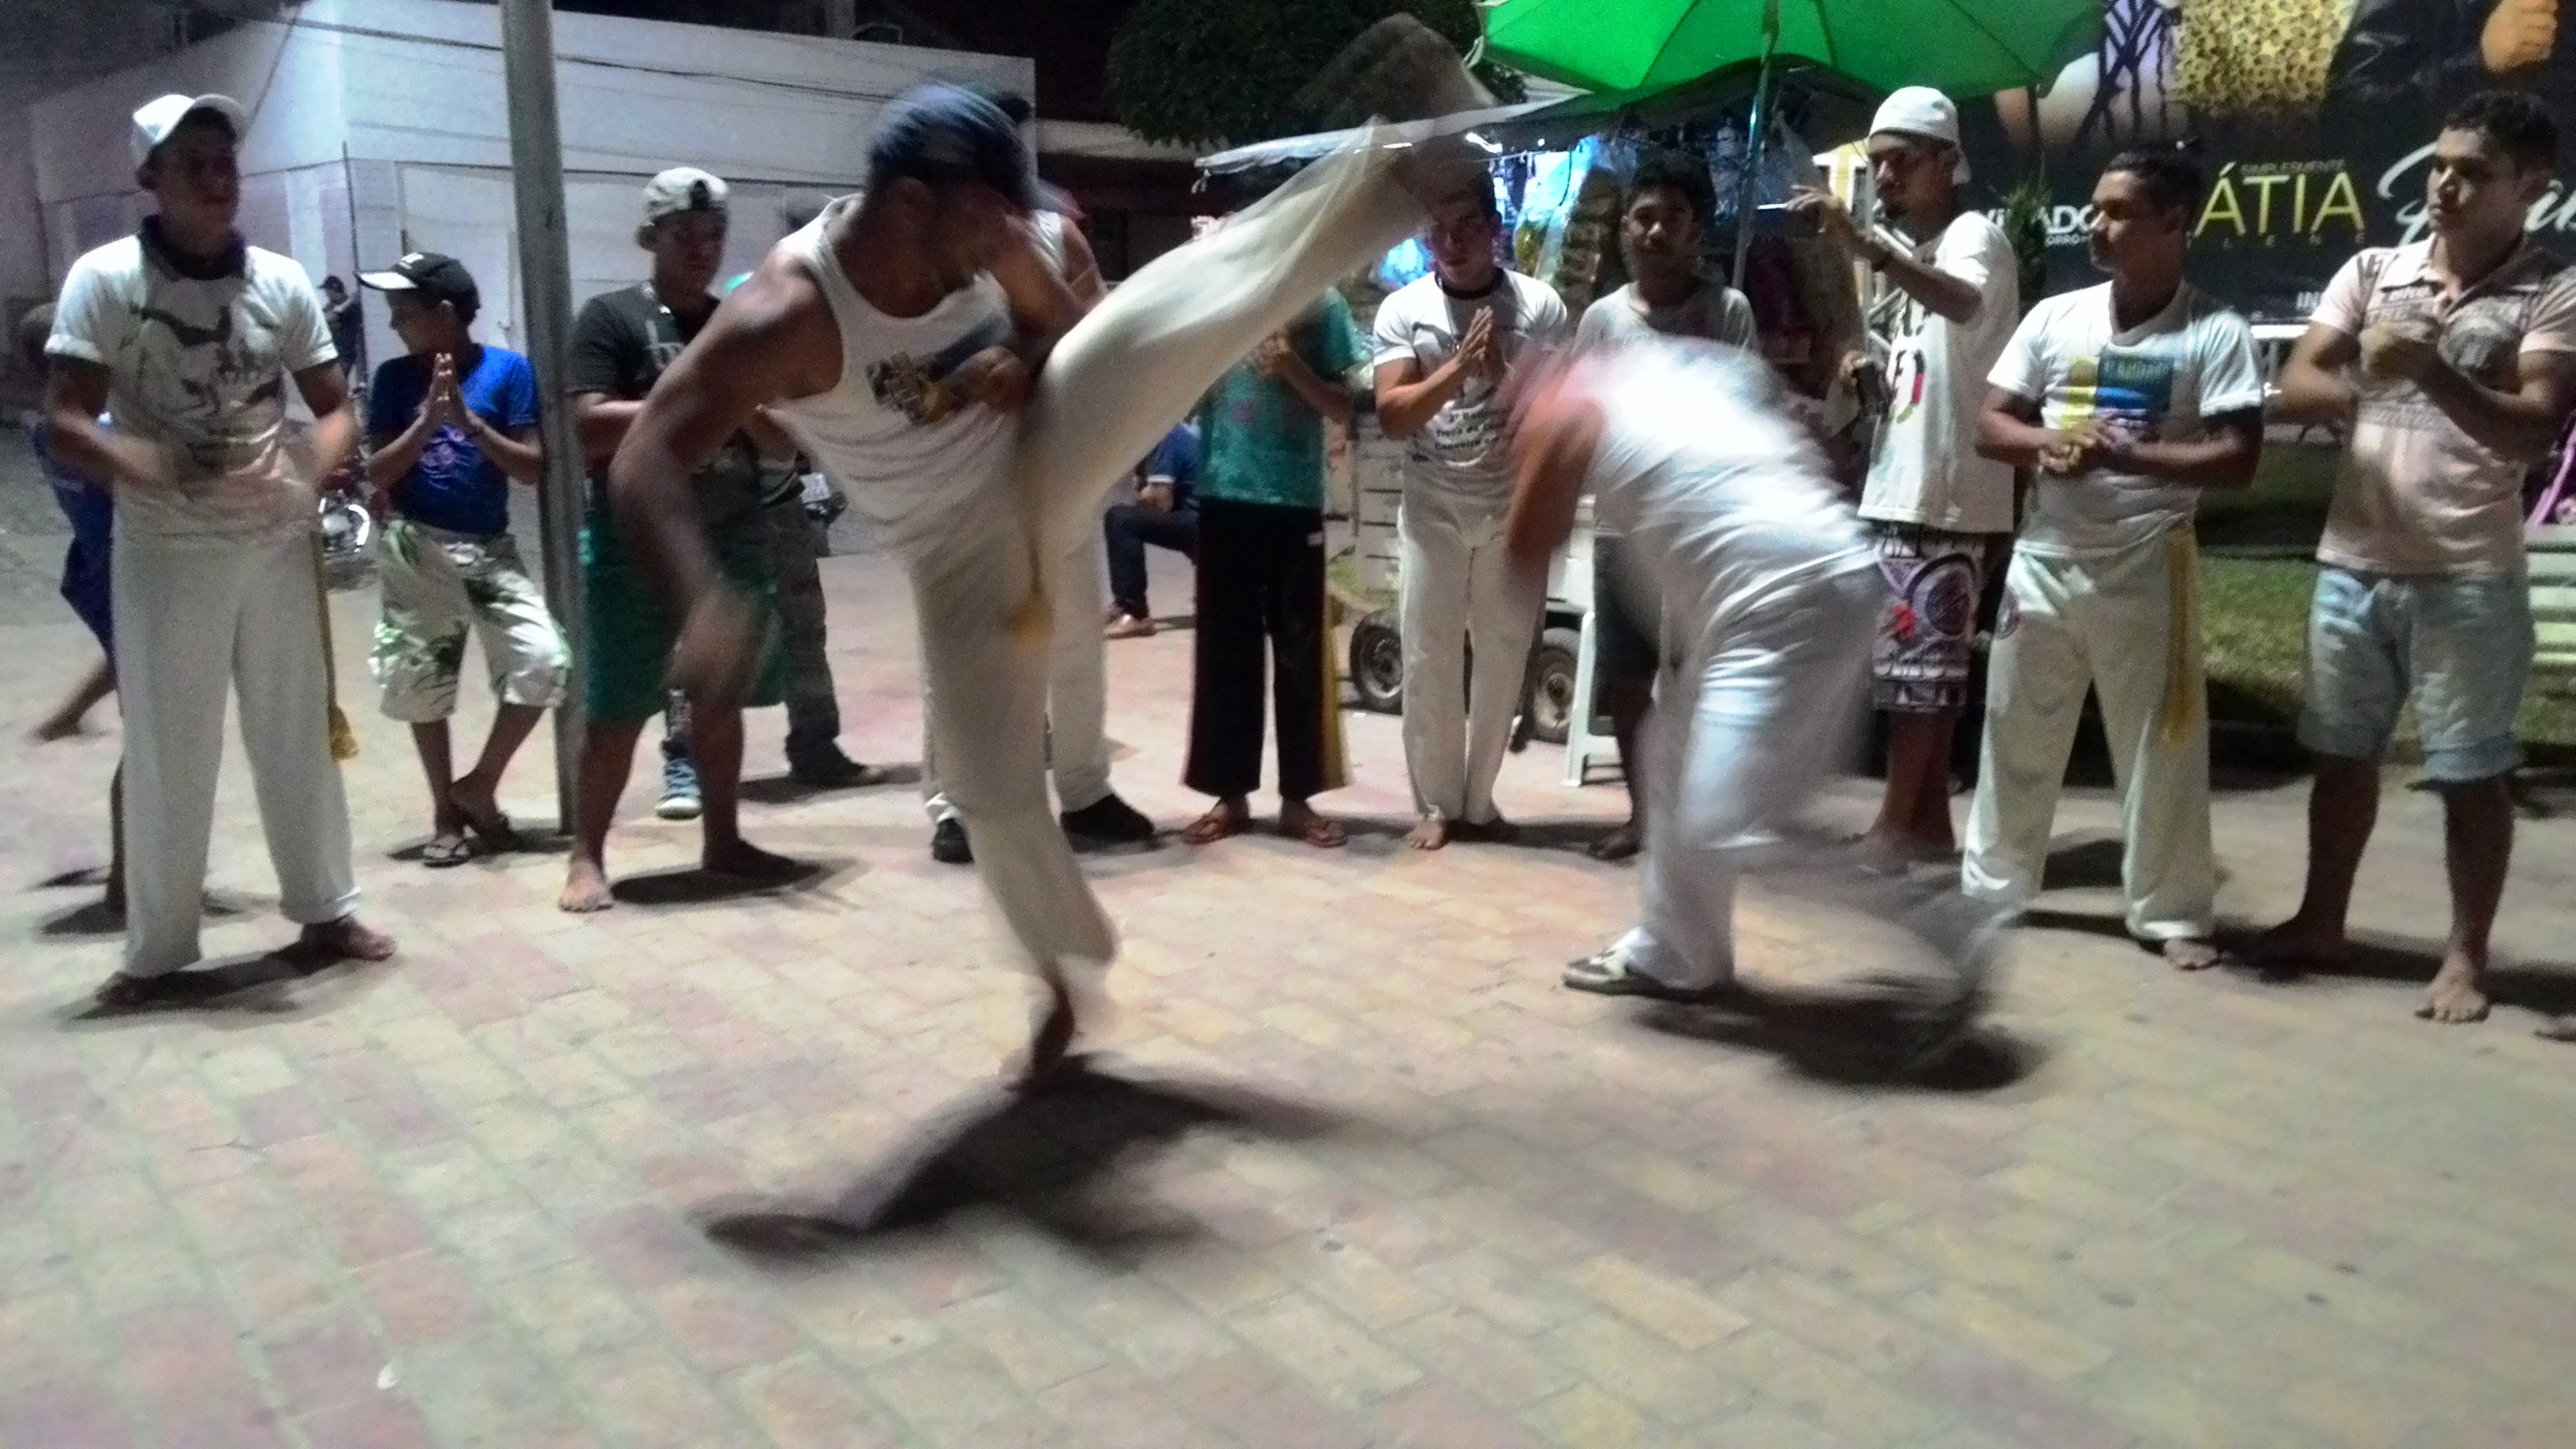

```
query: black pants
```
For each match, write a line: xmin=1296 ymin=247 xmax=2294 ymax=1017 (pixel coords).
xmin=1103 ymin=502 xmax=1199 ymax=619
xmin=1186 ymin=498 xmax=1333 ymax=800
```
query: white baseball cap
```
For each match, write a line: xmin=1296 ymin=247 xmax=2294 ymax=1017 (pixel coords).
xmin=1869 ymin=87 xmax=1970 ymax=184
xmin=132 ymin=93 xmax=249 ymax=167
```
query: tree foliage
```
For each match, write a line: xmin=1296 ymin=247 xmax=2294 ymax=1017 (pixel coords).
xmin=1106 ymin=0 xmax=1518 ymax=148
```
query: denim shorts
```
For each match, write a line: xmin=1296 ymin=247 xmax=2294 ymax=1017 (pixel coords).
xmin=2297 ymin=567 xmax=2533 ymax=782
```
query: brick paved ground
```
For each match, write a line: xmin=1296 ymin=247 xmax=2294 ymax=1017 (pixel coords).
xmin=4 ymin=448 xmax=2574 ymax=1449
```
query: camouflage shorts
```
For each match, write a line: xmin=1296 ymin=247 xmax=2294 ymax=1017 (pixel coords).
xmin=372 ymin=518 xmax=571 ymax=723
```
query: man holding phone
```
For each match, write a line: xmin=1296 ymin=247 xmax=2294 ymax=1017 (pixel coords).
xmin=1793 ymin=87 xmax=2021 ymax=874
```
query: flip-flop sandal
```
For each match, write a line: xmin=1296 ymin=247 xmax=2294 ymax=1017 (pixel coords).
xmin=1282 ymin=815 xmax=1347 ymax=849
xmin=1181 ymin=810 xmax=1249 ymax=846
xmin=460 ymin=808 xmax=517 ymax=853
xmin=1562 ymin=948 xmax=1730 ymax=1003
xmin=421 ymin=833 xmax=477 ymax=869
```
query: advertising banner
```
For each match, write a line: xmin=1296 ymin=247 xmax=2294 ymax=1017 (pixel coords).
xmin=1957 ymin=0 xmax=2576 ymax=320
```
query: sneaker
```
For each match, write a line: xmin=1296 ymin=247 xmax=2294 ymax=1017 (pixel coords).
xmin=788 ymin=743 xmax=890 ymax=790
xmin=657 ymin=752 xmax=702 ymax=821
xmin=1061 ymin=792 xmax=1156 ymax=848
xmin=930 ymin=816 xmax=973 ymax=865
xmin=1105 ymin=613 xmax=1158 ymax=640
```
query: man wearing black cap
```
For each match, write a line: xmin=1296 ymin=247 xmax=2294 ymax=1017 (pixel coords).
xmin=359 ymin=252 xmax=568 ymax=868
xmin=43 ymin=92 xmax=395 ymax=1005
xmin=612 ymin=27 xmax=1492 ymax=1080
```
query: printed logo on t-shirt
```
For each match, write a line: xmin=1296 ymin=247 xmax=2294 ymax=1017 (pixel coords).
xmin=130 ymin=292 xmax=281 ymax=479
xmin=866 ymin=319 xmax=1010 ymax=427
xmin=2058 ymin=350 xmax=2177 ymax=445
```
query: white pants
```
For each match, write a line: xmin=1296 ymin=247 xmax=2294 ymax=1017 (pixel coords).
xmin=113 ymin=530 xmax=361 ymax=976
xmin=922 ymin=521 xmax=1111 ymax=823
xmin=915 ymin=136 xmax=1425 ymax=976
xmin=1397 ymin=485 xmax=1548 ymax=824
xmin=1962 ymin=534 xmax=2217 ymax=941
xmin=1623 ymin=567 xmax=1881 ymax=991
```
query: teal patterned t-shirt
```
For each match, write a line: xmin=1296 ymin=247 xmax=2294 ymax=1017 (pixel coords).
xmin=1198 ymin=290 xmax=1366 ymax=510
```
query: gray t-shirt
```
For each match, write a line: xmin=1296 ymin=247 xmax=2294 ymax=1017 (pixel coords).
xmin=1371 ymin=269 xmax=1570 ymax=499
xmin=1574 ymin=282 xmax=1758 ymax=353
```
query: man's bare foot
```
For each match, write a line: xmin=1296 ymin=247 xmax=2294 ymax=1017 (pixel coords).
xmin=1454 ymin=815 xmax=1519 ymax=844
xmin=2417 ymin=953 xmax=2491 ymax=1024
xmin=560 ymin=857 xmax=616 ymax=913
xmin=703 ymin=837 xmax=807 ymax=886
xmin=282 ymin=915 xmax=398 ymax=967
xmin=1855 ymin=829 xmax=1949 ymax=876
xmin=1586 ymin=821 xmax=1642 ymax=863
xmin=1279 ymin=799 xmax=1346 ymax=849
xmin=2251 ymin=915 xmax=2355 ymax=974
xmin=1406 ymin=817 xmax=1451 ymax=851
xmin=1012 ymin=972 xmax=1080 ymax=1092
xmin=2162 ymin=938 xmax=2224 ymax=972
xmin=1182 ymin=798 xmax=1251 ymax=846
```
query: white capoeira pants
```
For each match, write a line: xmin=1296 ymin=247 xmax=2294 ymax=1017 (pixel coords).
xmin=113 ymin=529 xmax=361 ymax=976
xmin=1621 ymin=564 xmax=1881 ymax=992
xmin=914 ymin=135 xmax=1428 ymax=978
xmin=1962 ymin=530 xmax=2217 ymax=941
xmin=1397 ymin=484 xmax=1548 ymax=826
xmin=922 ymin=519 xmax=1112 ymax=824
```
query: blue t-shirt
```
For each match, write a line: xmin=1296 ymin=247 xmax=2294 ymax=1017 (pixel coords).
xmin=1144 ymin=423 xmax=1200 ymax=510
xmin=366 ymin=345 xmax=540 ymax=537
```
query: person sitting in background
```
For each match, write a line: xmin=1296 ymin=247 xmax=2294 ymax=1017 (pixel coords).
xmin=1103 ymin=421 xmax=1200 ymax=638
xmin=1572 ymin=148 xmax=1757 ymax=863
xmin=21 ymin=302 xmax=125 ymax=914
xmin=321 ymin=274 xmax=363 ymax=381
xmin=359 ymin=252 xmax=569 ymax=868
xmin=1180 ymin=286 xmax=1370 ymax=849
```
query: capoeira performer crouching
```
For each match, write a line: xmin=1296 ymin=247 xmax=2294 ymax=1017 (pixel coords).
xmin=608 ymin=28 xmax=1487 ymax=1081
xmin=1505 ymin=341 xmax=1996 ymax=1058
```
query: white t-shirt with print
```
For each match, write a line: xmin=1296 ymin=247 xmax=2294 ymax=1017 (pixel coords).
xmin=764 ymin=197 xmax=1019 ymax=563
xmin=1859 ymin=211 xmax=2020 ymax=534
xmin=1372 ymin=269 xmax=1570 ymax=501
xmin=1574 ymin=282 xmax=1758 ymax=353
xmin=47 ymin=230 xmax=338 ymax=541
xmin=1989 ymin=280 xmax=2266 ymax=559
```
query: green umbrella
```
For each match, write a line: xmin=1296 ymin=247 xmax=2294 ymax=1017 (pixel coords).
xmin=1480 ymin=0 xmax=2099 ymax=101
xmin=1481 ymin=0 xmax=2097 ymax=285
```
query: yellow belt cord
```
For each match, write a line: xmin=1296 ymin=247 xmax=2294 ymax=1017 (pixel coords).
xmin=311 ymin=533 xmax=358 ymax=762
xmin=2159 ymin=528 xmax=2201 ymax=750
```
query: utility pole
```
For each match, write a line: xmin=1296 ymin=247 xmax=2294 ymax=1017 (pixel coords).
xmin=498 ymin=0 xmax=588 ymax=829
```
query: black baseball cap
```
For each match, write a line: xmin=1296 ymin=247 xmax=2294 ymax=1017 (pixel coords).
xmin=358 ymin=252 xmax=480 ymax=314
xmin=867 ymin=84 xmax=1037 ymax=211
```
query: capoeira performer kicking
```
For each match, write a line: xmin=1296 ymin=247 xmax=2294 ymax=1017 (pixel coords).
xmin=608 ymin=27 xmax=1488 ymax=1081
xmin=1505 ymin=341 xmax=1996 ymax=1059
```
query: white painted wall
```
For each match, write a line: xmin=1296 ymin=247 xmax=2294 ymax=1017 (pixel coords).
xmin=27 ymin=0 xmax=1031 ymax=373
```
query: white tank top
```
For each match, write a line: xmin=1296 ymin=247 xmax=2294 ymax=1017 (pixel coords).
xmin=765 ymin=196 xmax=1020 ymax=562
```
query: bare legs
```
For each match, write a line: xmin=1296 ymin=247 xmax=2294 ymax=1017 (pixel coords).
xmin=2257 ymin=753 xmax=2513 ymax=1024
xmin=559 ymin=706 xmax=799 ymax=912
xmin=1863 ymin=710 xmax=1960 ymax=868
xmin=1588 ymin=676 xmax=1653 ymax=862
xmin=33 ymin=659 xmax=114 ymax=742
xmin=407 ymin=704 xmax=545 ymax=862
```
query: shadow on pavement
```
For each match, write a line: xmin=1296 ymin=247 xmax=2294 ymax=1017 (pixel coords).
xmin=2226 ymin=930 xmax=2576 ymax=1016
xmin=1634 ymin=982 xmax=2046 ymax=1093
xmin=609 ymin=856 xmax=852 ymax=908
xmin=54 ymin=948 xmax=398 ymax=1027
xmin=739 ymin=762 xmax=922 ymax=806
xmin=699 ymin=1058 xmax=1351 ymax=1266
xmin=39 ymin=889 xmax=244 ymax=938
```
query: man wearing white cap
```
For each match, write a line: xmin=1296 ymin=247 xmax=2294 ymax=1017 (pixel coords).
xmin=43 ymin=94 xmax=396 ymax=1005
xmin=1792 ymin=87 xmax=2020 ymax=873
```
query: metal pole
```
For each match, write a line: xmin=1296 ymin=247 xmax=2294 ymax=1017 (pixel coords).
xmin=1729 ymin=0 xmax=1783 ymax=289
xmin=499 ymin=0 xmax=587 ymax=829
